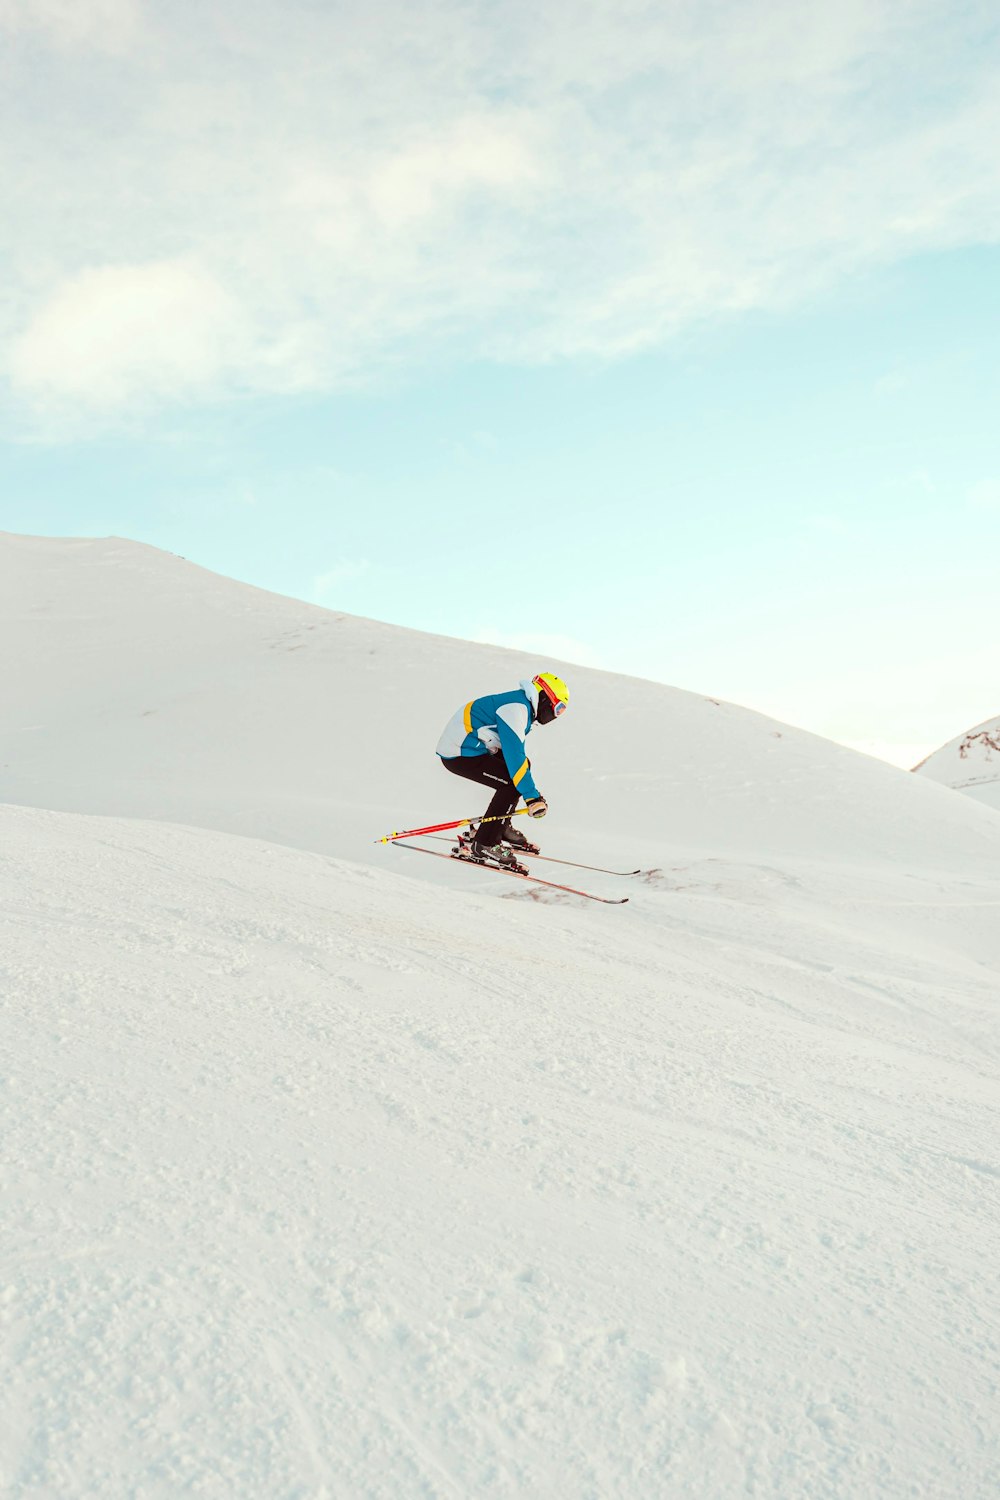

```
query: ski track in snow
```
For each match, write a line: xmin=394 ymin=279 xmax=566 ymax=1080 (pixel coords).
xmin=3 ymin=806 xmax=1000 ymax=1499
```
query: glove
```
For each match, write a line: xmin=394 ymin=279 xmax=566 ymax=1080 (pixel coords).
xmin=525 ymin=796 xmax=548 ymax=818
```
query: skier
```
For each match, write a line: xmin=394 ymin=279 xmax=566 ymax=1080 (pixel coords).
xmin=436 ymin=672 xmax=570 ymax=869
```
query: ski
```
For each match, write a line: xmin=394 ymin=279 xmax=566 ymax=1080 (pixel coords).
xmin=390 ymin=840 xmax=629 ymax=904
xmin=425 ymin=832 xmax=640 ymax=877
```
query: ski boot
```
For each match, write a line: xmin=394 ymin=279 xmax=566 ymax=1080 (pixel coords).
xmin=453 ymin=823 xmax=530 ymax=873
xmin=499 ymin=819 xmax=540 ymax=856
xmin=468 ymin=831 xmax=528 ymax=875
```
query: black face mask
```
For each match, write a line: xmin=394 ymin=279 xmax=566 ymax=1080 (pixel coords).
xmin=536 ymin=694 xmax=556 ymax=725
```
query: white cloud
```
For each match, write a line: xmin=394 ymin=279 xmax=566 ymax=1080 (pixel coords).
xmin=368 ymin=117 xmax=540 ymax=230
xmin=0 ymin=0 xmax=139 ymax=49
xmin=9 ymin=261 xmax=255 ymax=410
xmin=3 ymin=0 xmax=1000 ymax=423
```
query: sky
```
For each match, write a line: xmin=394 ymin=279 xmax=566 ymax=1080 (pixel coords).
xmin=2 ymin=0 xmax=1000 ymax=768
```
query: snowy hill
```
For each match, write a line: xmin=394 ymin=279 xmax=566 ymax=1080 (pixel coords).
xmin=2 ymin=530 xmax=998 ymax=873
xmin=6 ymin=802 xmax=1000 ymax=1498
xmin=3 ymin=531 xmax=1000 ymax=1498
xmin=915 ymin=713 xmax=1000 ymax=811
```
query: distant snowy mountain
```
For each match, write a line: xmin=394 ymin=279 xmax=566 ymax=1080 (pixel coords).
xmin=914 ymin=713 xmax=1000 ymax=810
xmin=4 ymin=531 xmax=1000 ymax=1499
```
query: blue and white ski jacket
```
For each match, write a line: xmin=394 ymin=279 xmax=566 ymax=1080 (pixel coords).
xmin=436 ymin=678 xmax=542 ymax=801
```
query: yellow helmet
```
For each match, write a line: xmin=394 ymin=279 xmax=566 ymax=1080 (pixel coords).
xmin=533 ymin=672 xmax=569 ymax=721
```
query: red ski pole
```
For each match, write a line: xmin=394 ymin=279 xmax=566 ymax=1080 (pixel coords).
xmin=375 ymin=808 xmax=531 ymax=845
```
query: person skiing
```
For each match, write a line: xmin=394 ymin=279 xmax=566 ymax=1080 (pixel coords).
xmin=436 ymin=672 xmax=570 ymax=869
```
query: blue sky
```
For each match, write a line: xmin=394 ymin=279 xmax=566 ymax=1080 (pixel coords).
xmin=3 ymin=0 xmax=1000 ymax=766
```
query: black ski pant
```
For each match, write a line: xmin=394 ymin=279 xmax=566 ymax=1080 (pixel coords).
xmin=441 ymin=754 xmax=519 ymax=845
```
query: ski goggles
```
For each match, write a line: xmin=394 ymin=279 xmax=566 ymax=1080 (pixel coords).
xmin=538 ymin=680 xmax=567 ymax=716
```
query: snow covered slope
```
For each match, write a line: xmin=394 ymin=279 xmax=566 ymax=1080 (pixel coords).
xmin=915 ymin=714 xmax=1000 ymax=811
xmin=4 ymin=802 xmax=1000 ymax=1498
xmin=3 ymin=531 xmax=1000 ymax=1497
xmin=2 ymin=530 xmax=998 ymax=879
